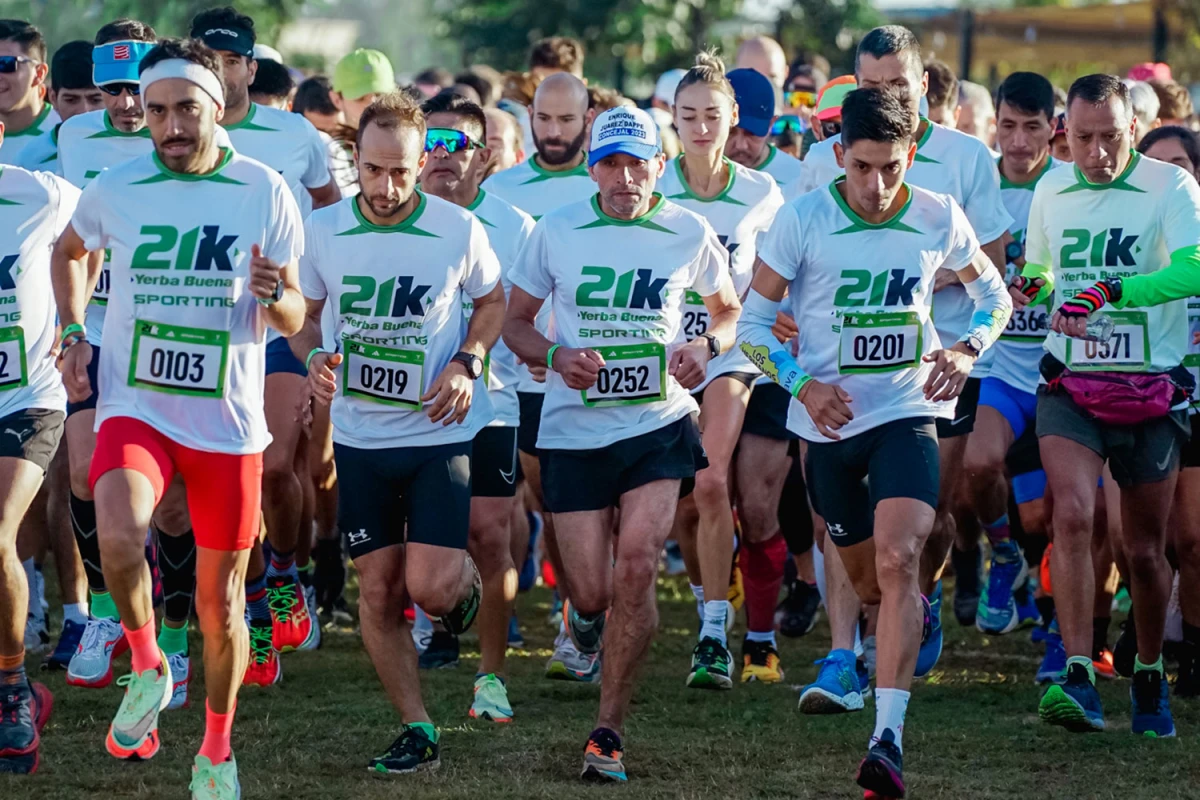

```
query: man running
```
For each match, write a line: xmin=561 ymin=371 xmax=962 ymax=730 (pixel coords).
xmin=0 ymin=20 xmax=58 ymax=166
xmin=294 ymin=91 xmax=495 ymax=775
xmin=0 ymin=129 xmax=79 ymax=776
xmin=739 ymin=86 xmax=1010 ymax=798
xmin=504 ymin=106 xmax=741 ymax=781
xmin=16 ymin=40 xmax=104 ymax=174
xmin=1022 ymin=74 xmax=1200 ymax=738
xmin=725 ymin=67 xmax=802 ymax=187
xmin=52 ymin=37 xmax=305 ymax=798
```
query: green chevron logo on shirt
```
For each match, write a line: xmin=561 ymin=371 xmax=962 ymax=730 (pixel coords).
xmin=833 ymin=268 xmax=921 ymax=308
xmin=131 ymin=225 xmax=238 ymax=271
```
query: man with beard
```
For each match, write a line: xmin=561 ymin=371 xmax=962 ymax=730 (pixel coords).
xmin=484 ymin=71 xmax=602 ymax=684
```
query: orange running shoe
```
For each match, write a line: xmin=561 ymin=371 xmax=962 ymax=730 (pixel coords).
xmin=243 ymin=624 xmax=282 ymax=687
xmin=1094 ymin=648 xmax=1117 ymax=680
xmin=267 ymin=575 xmax=313 ymax=653
xmin=1040 ymin=543 xmax=1054 ymax=597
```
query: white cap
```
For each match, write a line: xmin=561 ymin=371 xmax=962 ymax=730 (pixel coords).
xmin=253 ymin=44 xmax=283 ymax=63
xmin=588 ymin=106 xmax=660 ymax=167
xmin=654 ymin=68 xmax=687 ymax=106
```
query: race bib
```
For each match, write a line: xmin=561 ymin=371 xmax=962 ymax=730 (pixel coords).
xmin=838 ymin=311 xmax=922 ymax=374
xmin=582 ymin=342 xmax=666 ymax=407
xmin=681 ymin=291 xmax=709 ymax=341
xmin=1001 ymin=304 xmax=1049 ymax=341
xmin=1065 ymin=311 xmax=1149 ymax=372
xmin=90 ymin=249 xmax=112 ymax=306
xmin=343 ymin=339 xmax=424 ymax=409
xmin=128 ymin=320 xmax=229 ymax=397
xmin=0 ymin=326 xmax=28 ymax=392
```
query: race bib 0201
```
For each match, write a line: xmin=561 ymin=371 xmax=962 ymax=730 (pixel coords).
xmin=838 ymin=311 xmax=922 ymax=374
xmin=343 ymin=339 xmax=424 ymax=409
xmin=1065 ymin=311 xmax=1150 ymax=372
xmin=682 ymin=290 xmax=709 ymax=341
xmin=582 ymin=342 xmax=666 ymax=407
xmin=0 ymin=326 xmax=29 ymax=392
xmin=128 ymin=320 xmax=229 ymax=397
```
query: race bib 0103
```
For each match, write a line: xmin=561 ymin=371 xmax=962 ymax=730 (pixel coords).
xmin=838 ymin=311 xmax=922 ymax=374
xmin=0 ymin=326 xmax=29 ymax=392
xmin=128 ymin=320 xmax=229 ymax=397
xmin=343 ymin=339 xmax=424 ymax=409
xmin=1065 ymin=311 xmax=1150 ymax=372
xmin=682 ymin=290 xmax=709 ymax=341
xmin=582 ymin=342 xmax=666 ymax=407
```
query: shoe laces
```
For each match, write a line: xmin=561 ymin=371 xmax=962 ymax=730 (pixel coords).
xmin=385 ymin=726 xmax=431 ymax=760
xmin=77 ymin=618 xmax=114 ymax=654
xmin=248 ymin=625 xmax=274 ymax=665
xmin=586 ymin=728 xmax=622 ymax=758
xmin=267 ymin=581 xmax=300 ymax=621
xmin=115 ymin=669 xmax=160 ymax=715
xmin=189 ymin=757 xmax=234 ymax=797
xmin=0 ymin=685 xmax=31 ymax=727
xmin=695 ymin=637 xmax=727 ymax=665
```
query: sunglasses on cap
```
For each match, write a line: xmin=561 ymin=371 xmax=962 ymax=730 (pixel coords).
xmin=771 ymin=115 xmax=807 ymax=136
xmin=425 ymin=128 xmax=482 ymax=154
xmin=785 ymin=90 xmax=816 ymax=109
xmin=0 ymin=55 xmax=38 ymax=74
xmin=99 ymin=82 xmax=140 ymax=96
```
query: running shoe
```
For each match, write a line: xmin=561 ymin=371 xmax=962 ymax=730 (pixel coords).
xmin=243 ymin=624 xmax=281 ymax=687
xmin=1036 ymin=632 xmax=1067 ymax=685
xmin=42 ymin=618 xmax=86 ymax=672
xmin=106 ymin=656 xmax=172 ymax=760
xmin=0 ymin=681 xmax=52 ymax=759
xmin=190 ymin=754 xmax=240 ymax=799
xmin=1176 ymin=640 xmax=1200 ymax=698
xmin=545 ymin=631 xmax=601 ymax=683
xmin=776 ymin=579 xmax=821 ymax=638
xmin=1039 ymin=662 xmax=1105 ymax=732
xmin=418 ymin=632 xmax=460 ymax=670
xmin=951 ymin=544 xmax=982 ymax=627
xmin=328 ymin=596 xmax=354 ymax=627
xmin=369 ymin=726 xmax=440 ymax=774
xmin=67 ymin=617 xmax=128 ymax=688
xmin=1113 ymin=614 xmax=1137 ymax=678
xmin=1013 ymin=578 xmax=1043 ymax=629
xmin=1131 ymin=666 xmax=1176 ymax=738
xmin=567 ymin=604 xmax=605 ymax=655
xmin=857 ymin=657 xmax=873 ymax=699
xmin=430 ymin=559 xmax=482 ymax=635
xmin=862 ymin=635 xmax=877 ymax=681
xmin=519 ymin=512 xmax=542 ymax=590
xmin=581 ymin=727 xmax=626 ymax=782
xmin=687 ymin=636 xmax=733 ymax=690
xmin=297 ymin=583 xmax=322 ymax=651
xmin=857 ymin=728 xmax=905 ymax=799
xmin=914 ymin=583 xmax=943 ymax=678
xmin=741 ymin=639 xmax=784 ymax=684
xmin=546 ymin=590 xmax=563 ymax=627
xmin=166 ymin=653 xmax=190 ymax=710
xmin=975 ymin=540 xmax=1026 ymax=634
xmin=662 ymin=539 xmax=687 ymax=576
xmin=267 ymin=575 xmax=313 ymax=653
xmin=23 ymin=609 xmax=49 ymax=656
xmin=506 ymin=614 xmax=525 ymax=649
xmin=469 ymin=673 xmax=513 ymax=722
xmin=1093 ymin=648 xmax=1117 ymax=680
xmin=799 ymin=649 xmax=864 ymax=714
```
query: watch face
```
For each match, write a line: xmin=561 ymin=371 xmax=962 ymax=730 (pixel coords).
xmin=1005 ymin=241 xmax=1024 ymax=263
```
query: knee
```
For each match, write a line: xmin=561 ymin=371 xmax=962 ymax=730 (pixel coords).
xmin=358 ymin=574 xmax=407 ymax=620
xmin=876 ymin=539 xmax=920 ymax=588
xmin=1176 ymin=531 xmax=1200 ymax=567
xmin=153 ymin=504 xmax=191 ymax=536
xmin=262 ymin=461 xmax=298 ymax=497
xmin=196 ymin=594 xmax=241 ymax=640
xmin=407 ymin=572 xmax=461 ymax=618
xmin=737 ymin=491 xmax=778 ymax=544
xmin=469 ymin=521 xmax=513 ymax=579
xmin=613 ymin=549 xmax=658 ymax=601
xmin=1123 ymin=537 xmax=1166 ymax=577
xmin=963 ymin=444 xmax=1004 ymax=482
xmin=692 ymin=467 xmax=730 ymax=511
xmin=69 ymin=467 xmax=92 ymax=502
xmin=1051 ymin=498 xmax=1093 ymax=545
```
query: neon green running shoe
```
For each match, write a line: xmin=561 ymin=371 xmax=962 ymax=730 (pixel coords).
xmin=105 ymin=654 xmax=172 ymax=760
xmin=687 ymin=636 xmax=733 ymax=690
xmin=469 ymin=673 xmax=513 ymax=722
xmin=190 ymin=754 xmax=241 ymax=799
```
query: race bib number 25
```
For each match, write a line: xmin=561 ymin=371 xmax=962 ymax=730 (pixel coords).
xmin=128 ymin=320 xmax=229 ymax=397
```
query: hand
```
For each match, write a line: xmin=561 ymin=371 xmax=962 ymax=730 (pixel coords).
xmin=1193 ymin=330 xmax=1200 ymax=346
xmin=772 ymin=311 xmax=799 ymax=344
xmin=1008 ymin=275 xmax=1044 ymax=309
xmin=551 ymin=346 xmax=604 ymax=390
xmin=248 ymin=244 xmax=283 ymax=300
xmin=58 ymin=340 xmax=94 ymax=403
xmin=308 ymin=352 xmax=341 ymax=405
xmin=422 ymin=361 xmax=473 ymax=426
xmin=529 ymin=364 xmax=548 ymax=383
xmin=922 ymin=343 xmax=976 ymax=401
xmin=669 ymin=338 xmax=710 ymax=390
xmin=933 ymin=268 xmax=961 ymax=293
xmin=797 ymin=380 xmax=853 ymax=441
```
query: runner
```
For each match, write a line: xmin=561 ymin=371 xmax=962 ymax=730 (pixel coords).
xmin=505 ymin=105 xmax=740 ymax=781
xmin=294 ymin=90 xmax=496 ymax=774
xmin=0 ymin=20 xmax=58 ymax=166
xmin=0 ymin=138 xmax=79 ymax=776
xmin=51 ymin=37 xmax=306 ymax=797
xmin=484 ymin=71 xmax=600 ymax=682
xmin=739 ymin=86 xmax=1010 ymax=798
xmin=1021 ymin=74 xmax=1200 ymax=738
xmin=419 ymin=90 xmax=535 ymax=721
xmin=724 ymin=67 xmax=802 ymax=186
xmin=16 ymin=40 xmax=104 ymax=174
xmin=656 ymin=52 xmax=782 ymax=688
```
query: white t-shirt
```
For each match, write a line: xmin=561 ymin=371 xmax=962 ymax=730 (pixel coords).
xmin=223 ymin=104 xmax=332 ymax=217
xmin=758 ymin=180 xmax=980 ymax=442
xmin=508 ymin=194 xmax=729 ymax=450
xmin=465 ymin=189 xmax=535 ymax=427
xmin=1026 ymin=151 xmax=1200 ymax=375
xmin=299 ymin=193 xmax=501 ymax=449
xmin=0 ymin=166 xmax=77 ymax=417
xmin=70 ymin=148 xmax=304 ymax=454
xmin=14 ymin=125 xmax=61 ymax=176
xmin=757 ymin=144 xmax=803 ymax=187
xmin=0 ymin=104 xmax=59 ymax=166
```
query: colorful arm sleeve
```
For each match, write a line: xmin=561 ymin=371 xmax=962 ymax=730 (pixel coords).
xmin=737 ymin=289 xmax=812 ymax=398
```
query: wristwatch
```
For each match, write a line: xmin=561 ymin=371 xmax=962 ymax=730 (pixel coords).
xmin=699 ymin=333 xmax=721 ymax=359
xmin=961 ymin=335 xmax=984 ymax=357
xmin=256 ymin=278 xmax=285 ymax=307
xmin=451 ymin=351 xmax=484 ymax=379
xmin=1005 ymin=240 xmax=1024 ymax=264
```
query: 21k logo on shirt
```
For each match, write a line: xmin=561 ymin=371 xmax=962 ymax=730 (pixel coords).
xmin=131 ymin=225 xmax=238 ymax=271
xmin=340 ymin=276 xmax=432 ymax=318
xmin=576 ymin=266 xmax=667 ymax=309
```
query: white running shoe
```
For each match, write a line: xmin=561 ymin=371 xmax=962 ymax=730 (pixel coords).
xmin=297 ymin=584 xmax=322 ymax=651
xmin=166 ymin=652 xmax=190 ymax=710
xmin=67 ymin=617 xmax=127 ymax=688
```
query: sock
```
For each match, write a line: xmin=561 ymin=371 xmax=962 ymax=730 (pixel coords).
xmin=89 ymin=589 xmax=120 ymax=622
xmin=297 ymin=560 xmax=313 ymax=588
xmin=1135 ymin=654 xmax=1164 ymax=675
xmin=408 ymin=721 xmax=439 ymax=743
xmin=741 ymin=534 xmax=788 ymax=634
xmin=70 ymin=491 xmax=106 ymax=593
xmin=413 ymin=604 xmax=433 ymax=634
xmin=1067 ymin=655 xmax=1096 ymax=683
xmin=246 ymin=573 xmax=271 ymax=625
xmin=746 ymin=629 xmax=777 ymax=647
xmin=0 ymin=651 xmax=25 ymax=685
xmin=62 ymin=603 xmax=88 ymax=626
xmin=1035 ymin=597 xmax=1056 ymax=629
xmin=267 ymin=547 xmax=298 ymax=581
xmin=158 ymin=621 xmax=189 ymax=657
xmin=982 ymin=514 xmax=1010 ymax=546
xmin=124 ymin=618 xmax=161 ymax=674
xmin=872 ymin=688 xmax=911 ymax=752
xmin=699 ymin=600 xmax=728 ymax=645
xmin=950 ymin=544 xmax=981 ymax=594
xmin=690 ymin=583 xmax=705 ymax=623
xmin=156 ymin=527 xmax=197 ymax=625
xmin=199 ymin=700 xmax=236 ymax=763
xmin=812 ymin=544 xmax=826 ymax=605
xmin=1092 ymin=616 xmax=1111 ymax=658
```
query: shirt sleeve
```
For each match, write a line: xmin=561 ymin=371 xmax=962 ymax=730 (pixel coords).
xmin=689 ymin=221 xmax=728 ymax=296
xmin=1162 ymin=166 xmax=1200 ymax=255
xmin=300 ymin=122 xmax=333 ymax=190
xmin=507 ymin=219 xmax=553 ymax=300
xmin=47 ymin=174 xmax=81 ymax=238
xmin=1115 ymin=167 xmax=1200 ymax=308
xmin=462 ymin=216 xmax=502 ymax=299
xmin=757 ymin=202 xmax=805 ymax=282
xmin=262 ymin=179 xmax=305 ymax=266
xmin=961 ymin=145 xmax=1014 ymax=244
xmin=69 ymin=175 xmax=108 ymax=252
xmin=942 ymin=196 xmax=981 ymax=273
xmin=298 ymin=215 xmax=327 ymax=301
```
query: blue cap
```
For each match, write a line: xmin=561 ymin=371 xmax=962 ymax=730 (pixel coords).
xmin=588 ymin=107 xmax=661 ymax=166
xmin=93 ymin=40 xmax=156 ymax=86
xmin=728 ymin=68 xmax=775 ymax=137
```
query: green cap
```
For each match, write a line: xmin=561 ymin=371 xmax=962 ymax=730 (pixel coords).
xmin=815 ymin=76 xmax=856 ymax=121
xmin=333 ymin=49 xmax=395 ymax=101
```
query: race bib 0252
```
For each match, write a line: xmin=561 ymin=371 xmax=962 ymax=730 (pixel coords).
xmin=582 ymin=342 xmax=666 ymax=407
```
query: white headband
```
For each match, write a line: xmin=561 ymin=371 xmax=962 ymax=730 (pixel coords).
xmin=139 ymin=58 xmax=225 ymax=110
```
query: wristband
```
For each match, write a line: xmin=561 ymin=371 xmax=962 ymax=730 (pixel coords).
xmin=60 ymin=323 xmax=86 ymax=346
xmin=546 ymin=344 xmax=561 ymax=371
xmin=305 ymin=348 xmax=325 ymax=371
xmin=790 ymin=374 xmax=813 ymax=400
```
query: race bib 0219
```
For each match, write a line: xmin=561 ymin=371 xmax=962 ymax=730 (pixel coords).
xmin=343 ymin=339 xmax=424 ymax=409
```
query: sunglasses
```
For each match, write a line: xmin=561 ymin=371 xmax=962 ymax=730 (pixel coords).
xmin=0 ymin=55 xmax=37 ymax=74
xmin=785 ymin=90 xmax=816 ymax=109
xmin=425 ymin=128 xmax=482 ymax=154
xmin=771 ymin=115 xmax=806 ymax=136
xmin=98 ymin=82 xmax=140 ymax=96
xmin=821 ymin=120 xmax=842 ymax=139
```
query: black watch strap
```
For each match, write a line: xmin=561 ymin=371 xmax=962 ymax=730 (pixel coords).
xmin=451 ymin=351 xmax=482 ymax=379
xmin=700 ymin=333 xmax=720 ymax=358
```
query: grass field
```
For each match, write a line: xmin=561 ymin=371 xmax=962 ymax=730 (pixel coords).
xmin=5 ymin=575 xmax=1200 ymax=799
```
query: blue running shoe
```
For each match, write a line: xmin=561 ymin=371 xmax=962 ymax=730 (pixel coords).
xmin=1039 ymin=662 xmax=1105 ymax=732
xmin=976 ymin=540 xmax=1027 ymax=634
xmin=518 ymin=513 xmax=541 ymax=592
xmin=856 ymin=657 xmax=873 ymax=700
xmin=1031 ymin=625 xmax=1050 ymax=645
xmin=1036 ymin=632 xmax=1067 ymax=685
xmin=41 ymin=618 xmax=86 ymax=672
xmin=1131 ymin=666 xmax=1176 ymax=738
xmin=799 ymin=649 xmax=864 ymax=714
xmin=914 ymin=583 xmax=943 ymax=678
xmin=507 ymin=614 xmax=524 ymax=649
xmin=1013 ymin=578 xmax=1043 ymax=630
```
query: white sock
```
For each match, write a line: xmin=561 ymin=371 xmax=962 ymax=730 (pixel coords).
xmin=412 ymin=605 xmax=433 ymax=634
xmin=853 ymin=624 xmax=863 ymax=657
xmin=872 ymin=688 xmax=911 ymax=752
xmin=62 ymin=603 xmax=88 ymax=626
xmin=746 ymin=629 xmax=776 ymax=647
xmin=813 ymin=546 xmax=826 ymax=606
xmin=690 ymin=583 xmax=705 ymax=623
xmin=699 ymin=600 xmax=728 ymax=645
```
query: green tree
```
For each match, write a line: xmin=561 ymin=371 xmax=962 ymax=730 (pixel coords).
xmin=775 ymin=0 xmax=884 ymax=76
